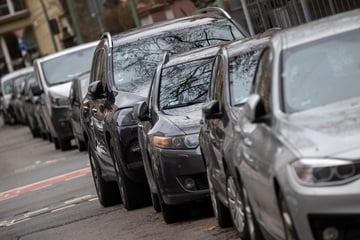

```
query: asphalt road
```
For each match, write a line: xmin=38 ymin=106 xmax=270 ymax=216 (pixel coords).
xmin=0 ymin=117 xmax=240 ymax=240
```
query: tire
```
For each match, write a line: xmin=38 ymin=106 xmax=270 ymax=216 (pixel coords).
xmin=242 ymin=187 xmax=264 ymax=240
xmin=112 ymin=145 xmax=150 ymax=210
xmin=75 ymin=136 xmax=87 ymax=151
xmin=157 ymin=187 xmax=183 ymax=224
xmin=88 ymin=144 xmax=121 ymax=207
xmin=60 ymin=138 xmax=72 ymax=151
xmin=207 ymin=168 xmax=232 ymax=228
xmin=151 ymin=191 xmax=161 ymax=213
xmin=53 ymin=137 xmax=60 ymax=150
xmin=278 ymin=190 xmax=299 ymax=240
xmin=227 ymin=175 xmax=249 ymax=239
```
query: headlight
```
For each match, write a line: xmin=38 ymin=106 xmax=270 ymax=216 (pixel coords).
xmin=49 ymin=92 xmax=69 ymax=107
xmin=291 ymin=159 xmax=359 ymax=186
xmin=153 ymin=133 xmax=199 ymax=149
xmin=115 ymin=108 xmax=137 ymax=126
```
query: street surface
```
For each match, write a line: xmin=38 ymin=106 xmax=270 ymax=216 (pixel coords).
xmin=0 ymin=116 xmax=240 ymax=240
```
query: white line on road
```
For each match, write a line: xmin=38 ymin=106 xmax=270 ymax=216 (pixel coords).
xmin=50 ymin=204 xmax=76 ymax=213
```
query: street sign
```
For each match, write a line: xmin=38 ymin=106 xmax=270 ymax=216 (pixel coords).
xmin=18 ymin=40 xmax=29 ymax=52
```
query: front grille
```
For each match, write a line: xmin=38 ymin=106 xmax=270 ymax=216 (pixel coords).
xmin=309 ymin=214 xmax=360 ymax=240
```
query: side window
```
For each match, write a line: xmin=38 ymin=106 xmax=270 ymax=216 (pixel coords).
xmin=211 ymin=56 xmax=224 ymax=109
xmin=254 ymin=48 xmax=273 ymax=113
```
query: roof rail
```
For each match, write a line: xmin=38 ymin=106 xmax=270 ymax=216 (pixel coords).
xmin=100 ymin=32 xmax=113 ymax=48
xmin=194 ymin=7 xmax=231 ymax=20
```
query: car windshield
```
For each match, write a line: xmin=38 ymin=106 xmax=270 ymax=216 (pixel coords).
xmin=159 ymin=58 xmax=215 ymax=110
xmin=229 ymin=49 xmax=262 ymax=105
xmin=3 ymin=79 xmax=14 ymax=95
xmin=283 ymin=29 xmax=360 ymax=113
xmin=113 ymin=19 xmax=244 ymax=95
xmin=42 ymin=46 xmax=95 ymax=86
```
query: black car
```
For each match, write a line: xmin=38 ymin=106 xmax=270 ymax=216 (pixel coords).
xmin=69 ymin=71 xmax=90 ymax=151
xmin=82 ymin=7 xmax=247 ymax=210
xmin=199 ymin=32 xmax=275 ymax=237
xmin=134 ymin=44 xmax=224 ymax=223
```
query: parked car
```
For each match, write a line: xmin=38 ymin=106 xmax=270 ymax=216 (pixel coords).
xmin=134 ymin=44 xmax=225 ymax=223
xmin=32 ymin=41 xmax=97 ymax=151
xmin=199 ymin=32 xmax=276 ymax=237
xmin=82 ymin=7 xmax=248 ymax=210
xmin=0 ymin=67 xmax=34 ymax=125
xmin=233 ymin=10 xmax=360 ymax=240
xmin=69 ymin=71 xmax=90 ymax=151
xmin=24 ymin=76 xmax=42 ymax=138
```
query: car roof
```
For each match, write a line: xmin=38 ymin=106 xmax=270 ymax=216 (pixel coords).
xmin=162 ymin=41 xmax=230 ymax=68
xmin=273 ymin=9 xmax=360 ymax=49
xmin=224 ymin=29 xmax=279 ymax=57
xmin=1 ymin=67 xmax=34 ymax=84
xmin=34 ymin=41 xmax=98 ymax=64
xmin=111 ymin=10 xmax=243 ymax=46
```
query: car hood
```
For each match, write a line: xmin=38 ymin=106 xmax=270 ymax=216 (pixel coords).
xmin=48 ymin=82 xmax=72 ymax=98
xmin=278 ymin=98 xmax=360 ymax=159
xmin=162 ymin=104 xmax=202 ymax=135
xmin=113 ymin=91 xmax=147 ymax=109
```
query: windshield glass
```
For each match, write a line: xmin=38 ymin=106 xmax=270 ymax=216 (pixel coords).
xmin=3 ymin=79 xmax=14 ymax=95
xmin=159 ymin=58 xmax=215 ymax=110
xmin=42 ymin=46 xmax=95 ymax=86
xmin=113 ymin=19 xmax=244 ymax=94
xmin=283 ymin=29 xmax=360 ymax=113
xmin=229 ymin=49 xmax=262 ymax=105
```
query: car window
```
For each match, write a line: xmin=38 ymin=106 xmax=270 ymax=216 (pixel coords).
xmin=3 ymin=79 xmax=14 ymax=94
xmin=113 ymin=19 xmax=244 ymax=96
xmin=42 ymin=45 xmax=95 ymax=86
xmin=159 ymin=58 xmax=215 ymax=110
xmin=253 ymin=48 xmax=273 ymax=113
xmin=283 ymin=29 xmax=360 ymax=113
xmin=229 ymin=49 xmax=262 ymax=106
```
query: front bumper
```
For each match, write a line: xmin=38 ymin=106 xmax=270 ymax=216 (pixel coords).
xmin=116 ymin=125 xmax=147 ymax=184
xmin=51 ymin=107 xmax=73 ymax=140
xmin=283 ymin=168 xmax=360 ymax=240
xmin=153 ymin=146 xmax=209 ymax=205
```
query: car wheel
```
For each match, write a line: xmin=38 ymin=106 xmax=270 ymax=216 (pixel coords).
xmin=242 ymin=186 xmax=264 ymax=240
xmin=151 ymin=192 xmax=161 ymax=212
xmin=206 ymin=168 xmax=232 ymax=228
xmin=227 ymin=175 xmax=249 ymax=238
xmin=278 ymin=191 xmax=299 ymax=240
xmin=60 ymin=138 xmax=71 ymax=151
xmin=112 ymin=145 xmax=150 ymax=210
xmin=88 ymin=144 xmax=120 ymax=207
xmin=75 ymin=136 xmax=87 ymax=151
xmin=53 ymin=137 xmax=60 ymax=150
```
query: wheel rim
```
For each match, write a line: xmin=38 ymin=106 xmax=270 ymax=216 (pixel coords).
xmin=243 ymin=188 xmax=256 ymax=240
xmin=206 ymin=168 xmax=219 ymax=219
xmin=227 ymin=176 xmax=246 ymax=234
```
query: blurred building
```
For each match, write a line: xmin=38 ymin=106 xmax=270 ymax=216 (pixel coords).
xmin=0 ymin=0 xmax=78 ymax=75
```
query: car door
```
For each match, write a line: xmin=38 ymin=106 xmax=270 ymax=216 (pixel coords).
xmin=89 ymin=47 xmax=113 ymax=170
xmin=202 ymin=56 xmax=227 ymax=196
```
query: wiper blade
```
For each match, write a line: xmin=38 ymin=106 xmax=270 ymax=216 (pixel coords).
xmin=162 ymin=100 xmax=203 ymax=110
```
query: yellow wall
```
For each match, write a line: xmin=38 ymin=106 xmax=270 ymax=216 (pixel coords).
xmin=25 ymin=0 xmax=65 ymax=55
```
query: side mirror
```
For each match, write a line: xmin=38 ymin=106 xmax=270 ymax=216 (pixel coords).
xmin=134 ymin=101 xmax=149 ymax=121
xmin=88 ymin=80 xmax=105 ymax=99
xmin=202 ymin=100 xmax=222 ymax=119
xmin=31 ymin=85 xmax=44 ymax=96
xmin=243 ymin=94 xmax=268 ymax=124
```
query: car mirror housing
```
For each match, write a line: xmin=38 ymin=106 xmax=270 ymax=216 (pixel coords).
xmin=134 ymin=101 xmax=149 ymax=121
xmin=202 ymin=100 xmax=222 ymax=119
xmin=244 ymin=94 xmax=269 ymax=124
xmin=31 ymin=85 xmax=44 ymax=96
xmin=88 ymin=80 xmax=105 ymax=99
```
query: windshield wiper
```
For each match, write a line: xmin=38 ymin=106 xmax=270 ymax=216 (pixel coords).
xmin=162 ymin=100 xmax=203 ymax=110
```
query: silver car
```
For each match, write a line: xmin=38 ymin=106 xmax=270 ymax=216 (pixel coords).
xmin=236 ymin=9 xmax=360 ymax=240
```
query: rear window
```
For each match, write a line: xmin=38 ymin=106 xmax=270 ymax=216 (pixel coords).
xmin=113 ymin=19 xmax=244 ymax=95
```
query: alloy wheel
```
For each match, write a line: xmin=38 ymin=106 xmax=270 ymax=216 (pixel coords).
xmin=227 ymin=176 xmax=246 ymax=234
xmin=207 ymin=168 xmax=219 ymax=219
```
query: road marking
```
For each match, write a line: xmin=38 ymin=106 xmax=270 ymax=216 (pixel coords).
xmin=0 ymin=167 xmax=91 ymax=202
xmin=64 ymin=195 xmax=93 ymax=204
xmin=50 ymin=204 xmax=76 ymax=213
xmin=24 ymin=208 xmax=49 ymax=217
